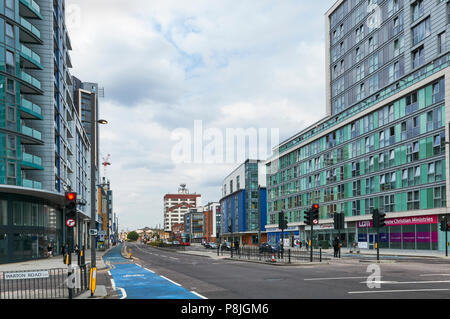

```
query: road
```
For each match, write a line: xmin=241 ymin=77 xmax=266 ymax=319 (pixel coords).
xmin=104 ymin=242 xmax=450 ymax=299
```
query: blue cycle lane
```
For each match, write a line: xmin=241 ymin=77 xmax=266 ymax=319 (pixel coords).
xmin=103 ymin=244 xmax=204 ymax=299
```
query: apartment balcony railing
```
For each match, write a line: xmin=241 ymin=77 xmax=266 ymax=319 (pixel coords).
xmin=20 ymin=17 xmax=41 ymax=39
xmin=20 ymin=44 xmax=42 ymax=68
xmin=21 ymin=71 xmax=41 ymax=90
xmin=22 ymin=178 xmax=42 ymax=190
xmin=19 ymin=0 xmax=42 ymax=19
xmin=21 ymin=97 xmax=42 ymax=118
xmin=22 ymin=152 xmax=43 ymax=169
xmin=21 ymin=124 xmax=42 ymax=140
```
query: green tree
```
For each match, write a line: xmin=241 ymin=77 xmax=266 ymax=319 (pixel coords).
xmin=127 ymin=231 xmax=139 ymax=241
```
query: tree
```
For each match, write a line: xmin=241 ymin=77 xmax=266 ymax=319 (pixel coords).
xmin=127 ymin=231 xmax=139 ymax=242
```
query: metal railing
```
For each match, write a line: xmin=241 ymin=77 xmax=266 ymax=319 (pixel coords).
xmin=0 ymin=263 xmax=91 ymax=299
xmin=219 ymin=246 xmax=330 ymax=263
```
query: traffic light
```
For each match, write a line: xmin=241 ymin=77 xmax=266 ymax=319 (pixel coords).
xmin=65 ymin=192 xmax=77 ymax=219
xmin=372 ymin=209 xmax=386 ymax=228
xmin=441 ymin=217 xmax=449 ymax=232
xmin=334 ymin=212 xmax=344 ymax=230
xmin=311 ymin=204 xmax=319 ymax=224
xmin=304 ymin=209 xmax=312 ymax=226
xmin=278 ymin=211 xmax=288 ymax=230
xmin=378 ymin=211 xmax=386 ymax=228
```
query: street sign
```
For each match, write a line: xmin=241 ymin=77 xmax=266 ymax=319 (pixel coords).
xmin=313 ymin=219 xmax=319 ymax=225
xmin=66 ymin=219 xmax=76 ymax=228
xmin=5 ymin=271 xmax=49 ymax=280
xmin=89 ymin=229 xmax=98 ymax=236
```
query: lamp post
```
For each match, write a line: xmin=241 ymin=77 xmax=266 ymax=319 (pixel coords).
xmin=90 ymin=118 xmax=108 ymax=271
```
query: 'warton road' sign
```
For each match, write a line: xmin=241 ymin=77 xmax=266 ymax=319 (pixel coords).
xmin=4 ymin=271 xmax=50 ymax=280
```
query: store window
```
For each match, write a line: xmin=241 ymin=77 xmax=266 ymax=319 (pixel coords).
xmin=0 ymin=200 xmax=6 ymax=225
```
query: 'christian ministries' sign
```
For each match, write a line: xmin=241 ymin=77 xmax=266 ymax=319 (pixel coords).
xmin=357 ymin=215 xmax=438 ymax=228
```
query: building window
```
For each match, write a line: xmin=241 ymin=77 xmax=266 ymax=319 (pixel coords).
xmin=438 ymin=32 xmax=446 ymax=54
xmin=412 ymin=46 xmax=425 ymax=69
xmin=412 ymin=18 xmax=430 ymax=46
xmin=407 ymin=191 xmax=420 ymax=210
xmin=411 ymin=0 xmax=424 ymax=22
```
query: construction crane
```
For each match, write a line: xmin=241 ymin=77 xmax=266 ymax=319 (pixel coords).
xmin=102 ymin=154 xmax=111 ymax=177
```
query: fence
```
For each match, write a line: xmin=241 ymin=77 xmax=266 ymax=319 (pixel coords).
xmin=219 ymin=246 xmax=330 ymax=263
xmin=0 ymin=263 xmax=91 ymax=299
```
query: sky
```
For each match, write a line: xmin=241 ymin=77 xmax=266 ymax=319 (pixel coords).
xmin=66 ymin=0 xmax=337 ymax=231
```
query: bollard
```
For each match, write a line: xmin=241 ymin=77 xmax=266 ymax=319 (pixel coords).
xmin=320 ymin=248 xmax=322 ymax=262
xmin=288 ymin=249 xmax=291 ymax=264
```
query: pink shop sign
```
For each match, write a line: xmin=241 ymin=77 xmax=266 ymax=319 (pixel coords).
xmin=357 ymin=215 xmax=438 ymax=228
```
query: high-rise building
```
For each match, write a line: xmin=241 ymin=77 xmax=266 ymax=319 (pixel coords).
xmin=220 ymin=159 xmax=267 ymax=245
xmin=266 ymin=0 xmax=450 ymax=251
xmin=0 ymin=0 xmax=97 ymax=263
xmin=163 ymin=184 xmax=201 ymax=232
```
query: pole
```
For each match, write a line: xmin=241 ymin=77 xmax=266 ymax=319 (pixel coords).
xmin=258 ymin=185 xmax=261 ymax=245
xmin=310 ymin=223 xmax=313 ymax=262
xmin=446 ymin=221 xmax=448 ymax=257
xmin=376 ymin=226 xmax=380 ymax=261
xmin=89 ymin=91 xmax=98 ymax=294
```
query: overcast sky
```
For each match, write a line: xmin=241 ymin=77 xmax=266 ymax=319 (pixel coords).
xmin=66 ymin=0 xmax=337 ymax=231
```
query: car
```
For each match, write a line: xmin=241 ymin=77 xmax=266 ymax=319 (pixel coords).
xmin=220 ymin=242 xmax=237 ymax=251
xmin=208 ymin=242 xmax=218 ymax=249
xmin=259 ymin=242 xmax=272 ymax=253
xmin=173 ymin=240 xmax=180 ymax=245
xmin=204 ymin=242 xmax=212 ymax=249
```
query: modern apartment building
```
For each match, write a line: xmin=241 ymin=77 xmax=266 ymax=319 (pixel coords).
xmin=266 ymin=0 xmax=450 ymax=251
xmin=184 ymin=207 xmax=204 ymax=243
xmin=163 ymin=184 xmax=201 ymax=232
xmin=203 ymin=202 xmax=220 ymax=243
xmin=0 ymin=0 xmax=97 ymax=263
xmin=220 ymin=159 xmax=267 ymax=245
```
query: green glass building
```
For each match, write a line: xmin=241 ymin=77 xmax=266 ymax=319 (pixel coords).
xmin=266 ymin=0 xmax=450 ymax=251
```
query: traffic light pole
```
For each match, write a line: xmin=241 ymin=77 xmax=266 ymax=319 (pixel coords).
xmin=310 ymin=223 xmax=313 ymax=262
xmin=376 ymin=225 xmax=380 ymax=261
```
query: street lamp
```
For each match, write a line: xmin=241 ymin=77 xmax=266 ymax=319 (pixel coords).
xmin=90 ymin=118 xmax=108 ymax=273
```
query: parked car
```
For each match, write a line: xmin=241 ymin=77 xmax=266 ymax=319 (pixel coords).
xmin=220 ymin=242 xmax=237 ymax=251
xmin=259 ymin=242 xmax=284 ymax=254
xmin=204 ymin=242 xmax=211 ymax=249
xmin=208 ymin=242 xmax=218 ymax=249
xmin=173 ymin=240 xmax=181 ymax=245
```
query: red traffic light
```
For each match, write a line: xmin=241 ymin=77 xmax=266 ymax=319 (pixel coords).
xmin=312 ymin=204 xmax=319 ymax=210
xmin=66 ymin=192 xmax=77 ymax=201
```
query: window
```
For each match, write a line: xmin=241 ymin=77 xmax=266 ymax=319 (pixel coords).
xmin=438 ymin=32 xmax=446 ymax=54
xmin=412 ymin=18 xmax=430 ymax=46
xmin=434 ymin=186 xmax=446 ymax=208
xmin=352 ymin=200 xmax=361 ymax=216
xmin=389 ymin=61 xmax=399 ymax=83
xmin=357 ymin=83 xmax=365 ymax=101
xmin=412 ymin=0 xmax=424 ymax=22
xmin=368 ymin=53 xmax=379 ymax=73
xmin=407 ymin=190 xmax=420 ymax=210
xmin=412 ymin=46 xmax=425 ymax=69
xmin=394 ymin=37 xmax=404 ymax=57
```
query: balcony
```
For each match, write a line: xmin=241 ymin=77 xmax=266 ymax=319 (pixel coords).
xmin=21 ymin=152 xmax=43 ymax=170
xmin=20 ymin=71 xmax=42 ymax=95
xmin=20 ymin=97 xmax=43 ymax=120
xmin=19 ymin=17 xmax=42 ymax=44
xmin=19 ymin=0 xmax=43 ymax=20
xmin=20 ymin=44 xmax=43 ymax=70
xmin=22 ymin=178 xmax=42 ymax=190
xmin=21 ymin=124 xmax=43 ymax=144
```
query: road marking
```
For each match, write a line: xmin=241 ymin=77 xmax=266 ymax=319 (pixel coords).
xmin=305 ymin=276 xmax=369 ymax=281
xmin=108 ymin=271 xmax=111 ymax=276
xmin=144 ymin=267 xmax=155 ymax=273
xmin=160 ymin=275 xmax=182 ymax=286
xmin=349 ymin=288 xmax=450 ymax=294
xmin=169 ymin=257 xmax=179 ymax=260
xmin=420 ymin=274 xmax=450 ymax=277
xmin=360 ymin=280 xmax=450 ymax=285
xmin=118 ymin=287 xmax=127 ymax=299
xmin=190 ymin=291 xmax=208 ymax=299
xmin=111 ymin=279 xmax=116 ymax=290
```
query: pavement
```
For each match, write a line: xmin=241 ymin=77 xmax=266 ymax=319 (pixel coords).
xmin=0 ymin=246 xmax=119 ymax=299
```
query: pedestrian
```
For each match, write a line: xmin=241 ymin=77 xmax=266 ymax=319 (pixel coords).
xmin=47 ymin=243 xmax=53 ymax=258
xmin=333 ymin=236 xmax=340 ymax=257
xmin=75 ymin=244 xmax=79 ymax=255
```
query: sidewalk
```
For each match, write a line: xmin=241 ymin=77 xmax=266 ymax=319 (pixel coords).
xmin=0 ymin=248 xmax=112 ymax=272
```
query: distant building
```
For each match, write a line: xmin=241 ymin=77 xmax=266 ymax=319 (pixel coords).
xmin=184 ymin=207 xmax=204 ymax=243
xmin=163 ymin=184 xmax=201 ymax=232
xmin=203 ymin=202 xmax=220 ymax=243
xmin=220 ymin=159 xmax=267 ymax=246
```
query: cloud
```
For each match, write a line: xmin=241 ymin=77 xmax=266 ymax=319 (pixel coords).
xmin=67 ymin=0 xmax=337 ymax=230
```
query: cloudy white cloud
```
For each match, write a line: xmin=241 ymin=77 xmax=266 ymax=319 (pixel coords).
xmin=67 ymin=0 xmax=337 ymax=231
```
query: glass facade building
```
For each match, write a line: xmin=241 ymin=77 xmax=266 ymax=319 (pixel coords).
xmin=266 ymin=0 xmax=450 ymax=251
xmin=0 ymin=0 xmax=96 ymax=263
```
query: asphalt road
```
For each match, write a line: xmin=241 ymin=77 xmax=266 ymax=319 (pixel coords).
xmin=123 ymin=242 xmax=450 ymax=299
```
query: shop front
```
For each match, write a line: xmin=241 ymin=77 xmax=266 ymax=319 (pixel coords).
xmin=356 ymin=215 xmax=439 ymax=250
xmin=267 ymin=226 xmax=300 ymax=247
xmin=301 ymin=223 xmax=357 ymax=249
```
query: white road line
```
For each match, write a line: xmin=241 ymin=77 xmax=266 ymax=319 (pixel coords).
xmin=305 ymin=276 xmax=370 ymax=281
xmin=191 ymin=291 xmax=208 ymax=299
xmin=360 ymin=280 xmax=450 ymax=285
xmin=118 ymin=287 xmax=127 ymax=299
xmin=111 ymin=279 xmax=116 ymax=290
xmin=169 ymin=257 xmax=179 ymax=260
xmin=349 ymin=288 xmax=450 ymax=294
xmin=144 ymin=267 xmax=155 ymax=273
xmin=420 ymin=274 xmax=450 ymax=277
xmin=108 ymin=271 xmax=111 ymax=276
xmin=160 ymin=275 xmax=182 ymax=286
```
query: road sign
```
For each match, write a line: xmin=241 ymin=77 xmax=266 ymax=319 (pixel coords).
xmin=66 ymin=219 xmax=76 ymax=228
xmin=5 ymin=271 xmax=49 ymax=280
xmin=313 ymin=219 xmax=319 ymax=225
xmin=89 ymin=229 xmax=98 ymax=236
